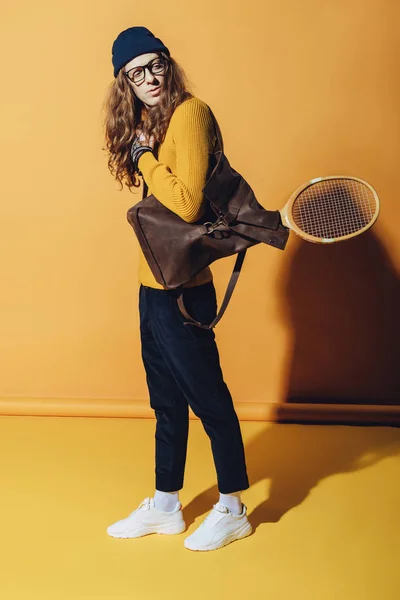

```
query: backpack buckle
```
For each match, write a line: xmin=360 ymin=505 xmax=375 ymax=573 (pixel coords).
xmin=203 ymin=216 xmax=226 ymax=234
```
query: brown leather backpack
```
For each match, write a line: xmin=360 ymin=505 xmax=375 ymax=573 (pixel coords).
xmin=127 ymin=107 xmax=289 ymax=329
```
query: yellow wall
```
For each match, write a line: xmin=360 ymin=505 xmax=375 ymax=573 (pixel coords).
xmin=1 ymin=1 xmax=399 ymax=412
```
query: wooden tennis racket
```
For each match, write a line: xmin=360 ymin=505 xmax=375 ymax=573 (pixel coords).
xmin=280 ymin=176 xmax=380 ymax=243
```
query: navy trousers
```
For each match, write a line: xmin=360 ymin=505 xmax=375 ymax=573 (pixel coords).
xmin=139 ymin=281 xmax=250 ymax=494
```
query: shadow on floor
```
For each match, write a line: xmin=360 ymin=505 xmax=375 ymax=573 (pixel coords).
xmin=183 ymin=422 xmax=400 ymax=530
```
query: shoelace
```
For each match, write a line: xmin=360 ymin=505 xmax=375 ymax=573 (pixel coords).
xmin=214 ymin=503 xmax=231 ymax=514
xmin=201 ymin=503 xmax=231 ymax=526
xmin=130 ymin=497 xmax=151 ymax=516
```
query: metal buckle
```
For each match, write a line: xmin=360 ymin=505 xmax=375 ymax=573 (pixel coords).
xmin=203 ymin=216 xmax=225 ymax=234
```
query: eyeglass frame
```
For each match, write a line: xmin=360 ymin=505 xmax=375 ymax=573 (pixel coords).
xmin=124 ymin=56 xmax=169 ymax=86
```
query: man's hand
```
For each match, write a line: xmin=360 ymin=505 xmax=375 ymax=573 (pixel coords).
xmin=131 ymin=127 xmax=155 ymax=174
xmin=134 ymin=127 xmax=155 ymax=149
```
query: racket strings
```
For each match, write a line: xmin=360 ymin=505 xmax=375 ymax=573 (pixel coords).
xmin=291 ymin=179 xmax=377 ymax=239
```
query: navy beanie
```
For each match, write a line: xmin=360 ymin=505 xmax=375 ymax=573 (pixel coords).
xmin=112 ymin=26 xmax=170 ymax=78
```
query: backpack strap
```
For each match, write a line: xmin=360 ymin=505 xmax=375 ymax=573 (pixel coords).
xmin=176 ymin=250 xmax=247 ymax=329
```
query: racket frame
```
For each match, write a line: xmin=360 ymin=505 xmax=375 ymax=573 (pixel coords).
xmin=280 ymin=175 xmax=380 ymax=243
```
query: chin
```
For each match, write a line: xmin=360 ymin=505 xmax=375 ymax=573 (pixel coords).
xmin=146 ymin=97 xmax=162 ymax=109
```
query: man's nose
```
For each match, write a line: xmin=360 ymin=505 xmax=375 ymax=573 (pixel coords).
xmin=144 ymin=67 xmax=158 ymax=84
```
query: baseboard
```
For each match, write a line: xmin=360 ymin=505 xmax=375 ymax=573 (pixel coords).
xmin=0 ymin=397 xmax=399 ymax=425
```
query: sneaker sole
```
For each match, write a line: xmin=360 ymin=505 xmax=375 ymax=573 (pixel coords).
xmin=184 ymin=520 xmax=253 ymax=551
xmin=108 ymin=520 xmax=186 ymax=539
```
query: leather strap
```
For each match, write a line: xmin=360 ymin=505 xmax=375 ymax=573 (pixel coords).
xmin=176 ymin=250 xmax=247 ymax=329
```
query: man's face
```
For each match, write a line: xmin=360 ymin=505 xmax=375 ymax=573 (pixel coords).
xmin=124 ymin=52 xmax=167 ymax=109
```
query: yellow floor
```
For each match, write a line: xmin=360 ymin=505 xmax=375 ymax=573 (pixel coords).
xmin=1 ymin=415 xmax=399 ymax=600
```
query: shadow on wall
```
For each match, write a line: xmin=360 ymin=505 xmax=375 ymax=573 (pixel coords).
xmin=279 ymin=229 xmax=400 ymax=407
xmin=183 ymin=230 xmax=400 ymax=529
xmin=237 ymin=229 xmax=400 ymax=527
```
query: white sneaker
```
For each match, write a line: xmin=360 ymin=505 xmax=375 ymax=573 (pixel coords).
xmin=107 ymin=497 xmax=186 ymax=539
xmin=184 ymin=502 xmax=252 ymax=551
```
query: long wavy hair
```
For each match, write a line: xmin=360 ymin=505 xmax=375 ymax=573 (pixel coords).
xmin=103 ymin=51 xmax=193 ymax=191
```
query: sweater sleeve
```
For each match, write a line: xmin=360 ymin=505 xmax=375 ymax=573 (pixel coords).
xmin=137 ymin=98 xmax=216 ymax=223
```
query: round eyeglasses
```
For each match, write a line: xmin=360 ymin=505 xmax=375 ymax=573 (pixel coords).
xmin=124 ymin=57 xmax=168 ymax=85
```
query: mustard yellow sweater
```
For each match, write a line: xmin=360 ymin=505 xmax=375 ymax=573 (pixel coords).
xmin=137 ymin=96 xmax=217 ymax=289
